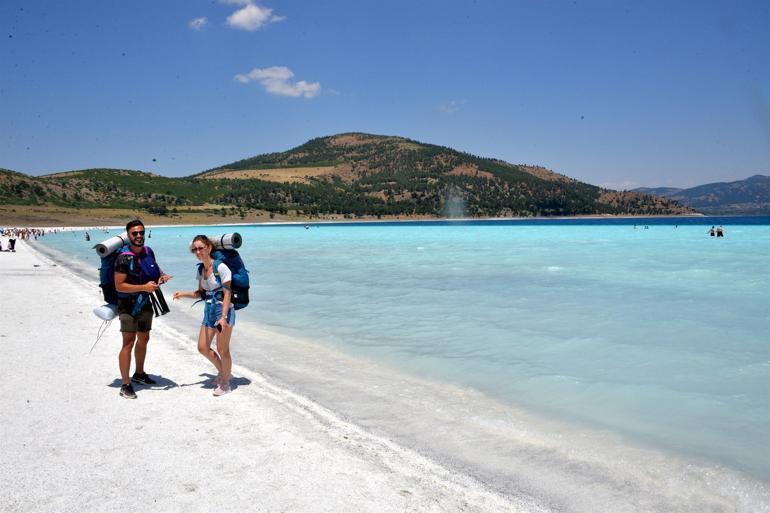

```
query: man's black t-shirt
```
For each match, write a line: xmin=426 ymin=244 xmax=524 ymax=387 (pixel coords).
xmin=115 ymin=253 xmax=141 ymax=284
xmin=114 ymin=249 xmax=154 ymax=315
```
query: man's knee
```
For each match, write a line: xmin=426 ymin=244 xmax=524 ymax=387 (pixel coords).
xmin=121 ymin=335 xmax=136 ymax=350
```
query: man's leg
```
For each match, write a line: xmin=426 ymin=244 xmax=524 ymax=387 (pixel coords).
xmin=119 ymin=332 xmax=136 ymax=385
xmin=134 ymin=331 xmax=150 ymax=375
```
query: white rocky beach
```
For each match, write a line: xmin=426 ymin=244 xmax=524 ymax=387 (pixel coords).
xmin=0 ymin=240 xmax=532 ymax=513
xmin=3 ymin=233 xmax=769 ymax=513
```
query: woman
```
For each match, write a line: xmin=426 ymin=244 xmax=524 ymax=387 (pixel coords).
xmin=173 ymin=235 xmax=235 ymax=396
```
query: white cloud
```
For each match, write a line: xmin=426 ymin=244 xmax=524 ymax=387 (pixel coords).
xmin=599 ymin=180 xmax=641 ymax=191
xmin=226 ymin=4 xmax=284 ymax=31
xmin=188 ymin=17 xmax=208 ymax=31
xmin=235 ymin=66 xmax=321 ymax=98
xmin=438 ymin=100 xmax=464 ymax=114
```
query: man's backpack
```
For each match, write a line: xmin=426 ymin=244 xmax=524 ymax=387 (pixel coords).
xmin=199 ymin=249 xmax=250 ymax=310
xmin=99 ymin=246 xmax=159 ymax=306
xmin=99 ymin=246 xmax=126 ymax=305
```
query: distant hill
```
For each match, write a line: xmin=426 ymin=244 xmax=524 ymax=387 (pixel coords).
xmin=194 ymin=133 xmax=690 ymax=217
xmin=1 ymin=133 xmax=692 ymax=218
xmin=633 ymin=175 xmax=770 ymax=214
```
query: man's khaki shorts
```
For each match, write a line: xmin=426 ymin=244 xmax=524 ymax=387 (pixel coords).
xmin=119 ymin=309 xmax=153 ymax=333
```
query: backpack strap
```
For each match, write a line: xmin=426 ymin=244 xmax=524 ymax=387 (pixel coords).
xmin=197 ymin=262 xmax=223 ymax=290
xmin=145 ymin=246 xmax=161 ymax=274
xmin=211 ymin=258 xmax=232 ymax=292
xmin=131 ymin=293 xmax=149 ymax=316
xmin=194 ymin=262 xmax=226 ymax=305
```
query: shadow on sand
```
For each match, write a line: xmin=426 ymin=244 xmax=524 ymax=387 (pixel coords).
xmin=108 ymin=374 xmax=178 ymax=391
xmin=178 ymin=373 xmax=252 ymax=391
xmin=108 ymin=373 xmax=251 ymax=391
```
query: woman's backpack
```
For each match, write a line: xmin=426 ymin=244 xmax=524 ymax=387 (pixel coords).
xmin=199 ymin=249 xmax=250 ymax=310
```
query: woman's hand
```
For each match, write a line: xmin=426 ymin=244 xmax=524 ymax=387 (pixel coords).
xmin=173 ymin=290 xmax=202 ymax=300
xmin=217 ymin=316 xmax=229 ymax=329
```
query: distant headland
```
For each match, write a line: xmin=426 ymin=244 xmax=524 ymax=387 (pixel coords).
xmin=633 ymin=174 xmax=770 ymax=215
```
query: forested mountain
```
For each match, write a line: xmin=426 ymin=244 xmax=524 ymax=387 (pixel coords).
xmin=1 ymin=133 xmax=692 ymax=218
xmin=633 ymin=175 xmax=770 ymax=214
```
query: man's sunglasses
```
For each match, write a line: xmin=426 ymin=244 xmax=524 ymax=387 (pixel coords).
xmin=130 ymin=230 xmax=145 ymax=236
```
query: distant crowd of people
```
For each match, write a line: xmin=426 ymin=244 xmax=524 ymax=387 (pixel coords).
xmin=0 ymin=227 xmax=58 ymax=252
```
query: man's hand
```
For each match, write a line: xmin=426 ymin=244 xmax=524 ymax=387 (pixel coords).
xmin=159 ymin=274 xmax=173 ymax=284
xmin=144 ymin=281 xmax=160 ymax=293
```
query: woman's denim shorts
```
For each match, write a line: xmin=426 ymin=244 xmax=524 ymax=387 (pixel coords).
xmin=202 ymin=299 xmax=236 ymax=329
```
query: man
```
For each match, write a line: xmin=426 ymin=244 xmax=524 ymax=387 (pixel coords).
xmin=114 ymin=219 xmax=172 ymax=399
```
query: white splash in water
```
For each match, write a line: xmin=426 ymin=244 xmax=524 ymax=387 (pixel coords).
xmin=443 ymin=188 xmax=467 ymax=218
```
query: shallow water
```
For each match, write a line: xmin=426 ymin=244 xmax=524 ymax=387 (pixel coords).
xmin=37 ymin=217 xmax=770 ymax=510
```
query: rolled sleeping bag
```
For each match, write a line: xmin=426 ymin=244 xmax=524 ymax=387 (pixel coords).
xmin=93 ymin=304 xmax=118 ymax=321
xmin=205 ymin=232 xmax=242 ymax=250
xmin=93 ymin=232 xmax=128 ymax=257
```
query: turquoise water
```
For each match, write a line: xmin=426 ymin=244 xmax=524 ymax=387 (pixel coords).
xmin=38 ymin=219 xmax=770 ymax=486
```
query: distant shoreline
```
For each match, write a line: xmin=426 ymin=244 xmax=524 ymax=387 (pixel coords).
xmin=16 ymin=213 xmax=770 ymax=236
xmin=0 ymin=203 xmax=718 ymax=229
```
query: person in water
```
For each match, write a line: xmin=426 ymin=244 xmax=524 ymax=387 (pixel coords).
xmin=173 ymin=235 xmax=236 ymax=396
xmin=709 ymin=226 xmax=716 ymax=236
xmin=114 ymin=219 xmax=173 ymax=399
xmin=716 ymin=225 xmax=724 ymax=237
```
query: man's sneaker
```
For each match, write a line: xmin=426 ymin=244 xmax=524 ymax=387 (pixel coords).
xmin=131 ymin=372 xmax=157 ymax=385
xmin=120 ymin=383 xmax=137 ymax=399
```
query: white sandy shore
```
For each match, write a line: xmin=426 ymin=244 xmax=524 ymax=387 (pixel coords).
xmin=0 ymin=241 xmax=540 ymax=513
xmin=5 ymin=236 xmax=769 ymax=513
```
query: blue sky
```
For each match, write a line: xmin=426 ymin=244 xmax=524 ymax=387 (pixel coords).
xmin=1 ymin=0 xmax=769 ymax=189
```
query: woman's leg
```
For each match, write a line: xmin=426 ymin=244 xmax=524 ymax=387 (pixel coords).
xmin=215 ymin=324 xmax=233 ymax=386
xmin=197 ymin=325 xmax=221 ymax=377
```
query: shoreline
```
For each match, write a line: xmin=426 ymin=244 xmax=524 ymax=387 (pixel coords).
xmin=18 ymin=238 xmax=770 ymax=512
xmin=1 ymin=205 xmax=716 ymax=229
xmin=3 ymin=239 xmax=535 ymax=513
xmin=6 ymin=213 xmax=741 ymax=237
